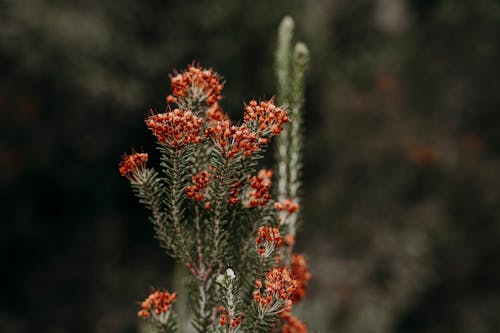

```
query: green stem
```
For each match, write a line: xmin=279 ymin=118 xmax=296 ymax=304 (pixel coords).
xmin=170 ymin=148 xmax=193 ymax=264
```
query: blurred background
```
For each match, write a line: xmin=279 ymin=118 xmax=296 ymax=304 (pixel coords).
xmin=2 ymin=0 xmax=500 ymax=332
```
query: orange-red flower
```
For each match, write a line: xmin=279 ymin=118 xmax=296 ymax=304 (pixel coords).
xmin=289 ymin=253 xmax=311 ymax=304
xmin=274 ymin=198 xmax=299 ymax=214
xmin=206 ymin=103 xmax=228 ymax=122
xmin=254 ymin=267 xmax=297 ymax=313
xmin=280 ymin=311 xmax=308 ymax=333
xmin=205 ymin=120 xmax=261 ymax=158
xmin=219 ymin=313 xmax=228 ymax=326
xmin=256 ymin=226 xmax=283 ymax=255
xmin=185 ymin=170 xmax=211 ymax=201
xmin=284 ymin=234 xmax=296 ymax=247
xmin=247 ymin=169 xmax=273 ymax=208
xmin=228 ymin=180 xmax=242 ymax=205
xmin=244 ymin=99 xmax=289 ymax=137
xmin=167 ymin=65 xmax=224 ymax=106
xmin=264 ymin=267 xmax=297 ymax=300
xmin=118 ymin=151 xmax=148 ymax=182
xmin=230 ymin=317 xmax=242 ymax=327
xmin=145 ymin=109 xmax=205 ymax=147
xmin=137 ymin=289 xmax=177 ymax=320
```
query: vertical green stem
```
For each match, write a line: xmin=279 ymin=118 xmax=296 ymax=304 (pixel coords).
xmin=274 ymin=16 xmax=295 ymax=203
xmin=170 ymin=148 xmax=193 ymax=263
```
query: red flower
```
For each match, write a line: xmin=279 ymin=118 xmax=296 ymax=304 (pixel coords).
xmin=289 ymin=253 xmax=311 ymax=304
xmin=137 ymin=289 xmax=177 ymax=320
xmin=145 ymin=109 xmax=204 ymax=147
xmin=246 ymin=169 xmax=273 ymax=208
xmin=118 ymin=151 xmax=148 ymax=182
xmin=228 ymin=180 xmax=242 ymax=205
xmin=205 ymin=121 xmax=261 ymax=158
xmin=254 ymin=267 xmax=297 ymax=313
xmin=280 ymin=311 xmax=308 ymax=333
xmin=274 ymin=198 xmax=299 ymax=214
xmin=167 ymin=65 xmax=224 ymax=107
xmin=206 ymin=103 xmax=228 ymax=122
xmin=185 ymin=170 xmax=211 ymax=202
xmin=244 ymin=99 xmax=289 ymax=137
xmin=255 ymin=226 xmax=283 ymax=255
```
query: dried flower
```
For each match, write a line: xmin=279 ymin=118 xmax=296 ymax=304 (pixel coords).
xmin=137 ymin=289 xmax=177 ymax=324
xmin=244 ymin=99 xmax=289 ymax=137
xmin=167 ymin=65 xmax=224 ymax=106
xmin=119 ymin=151 xmax=148 ymax=182
xmin=146 ymin=109 xmax=205 ymax=148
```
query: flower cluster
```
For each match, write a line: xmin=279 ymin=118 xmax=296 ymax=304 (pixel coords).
xmin=185 ymin=170 xmax=211 ymax=202
xmin=145 ymin=109 xmax=205 ymax=148
xmin=255 ymin=226 xmax=283 ymax=256
xmin=244 ymin=99 xmax=289 ymax=137
xmin=167 ymin=65 xmax=224 ymax=106
xmin=119 ymin=151 xmax=148 ymax=182
xmin=206 ymin=103 xmax=228 ymax=122
xmin=219 ymin=313 xmax=242 ymax=328
xmin=289 ymin=253 xmax=311 ymax=304
xmin=228 ymin=181 xmax=242 ymax=205
xmin=137 ymin=290 xmax=177 ymax=322
xmin=274 ymin=198 xmax=299 ymax=214
xmin=253 ymin=267 xmax=297 ymax=312
xmin=205 ymin=121 xmax=261 ymax=158
xmin=280 ymin=312 xmax=308 ymax=333
xmin=247 ymin=169 xmax=273 ymax=208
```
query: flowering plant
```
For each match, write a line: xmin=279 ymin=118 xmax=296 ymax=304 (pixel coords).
xmin=119 ymin=17 xmax=310 ymax=333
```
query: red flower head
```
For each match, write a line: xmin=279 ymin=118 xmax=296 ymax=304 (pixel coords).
xmin=253 ymin=267 xmax=297 ymax=313
xmin=118 ymin=151 xmax=148 ymax=182
xmin=274 ymin=198 xmax=299 ymax=214
xmin=167 ymin=65 xmax=224 ymax=107
xmin=137 ymin=289 xmax=177 ymax=323
xmin=206 ymin=103 xmax=229 ymax=122
xmin=246 ymin=169 xmax=273 ymax=208
xmin=280 ymin=311 xmax=308 ymax=333
xmin=205 ymin=121 xmax=261 ymax=158
xmin=185 ymin=170 xmax=211 ymax=202
xmin=244 ymin=99 xmax=289 ymax=137
xmin=289 ymin=253 xmax=312 ymax=304
xmin=145 ymin=109 xmax=205 ymax=148
xmin=255 ymin=226 xmax=283 ymax=256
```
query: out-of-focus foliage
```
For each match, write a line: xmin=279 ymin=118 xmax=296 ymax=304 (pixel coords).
xmin=1 ymin=0 xmax=500 ymax=332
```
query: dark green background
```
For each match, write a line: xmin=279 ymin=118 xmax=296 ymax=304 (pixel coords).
xmin=2 ymin=0 xmax=500 ymax=332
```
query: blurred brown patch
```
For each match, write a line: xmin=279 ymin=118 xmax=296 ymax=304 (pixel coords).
xmin=461 ymin=133 xmax=484 ymax=155
xmin=17 ymin=96 xmax=39 ymax=119
xmin=376 ymin=73 xmax=397 ymax=93
xmin=408 ymin=145 xmax=438 ymax=167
